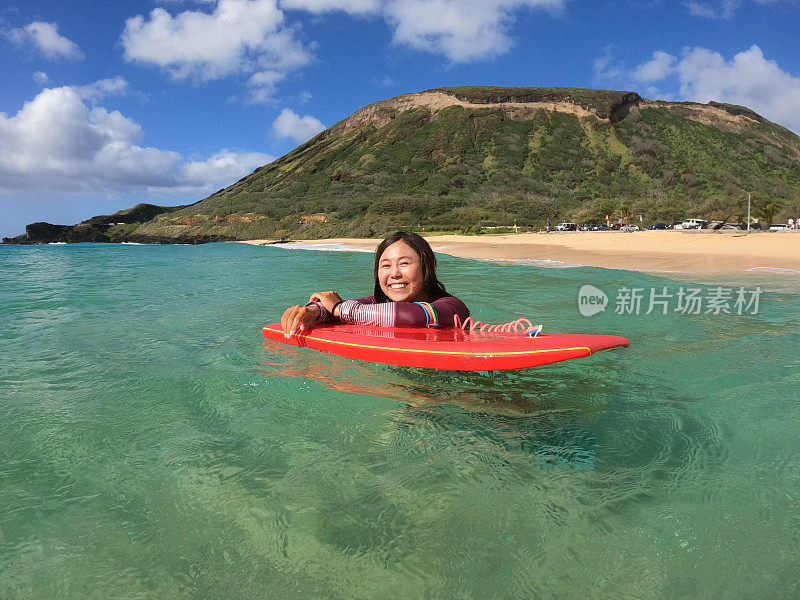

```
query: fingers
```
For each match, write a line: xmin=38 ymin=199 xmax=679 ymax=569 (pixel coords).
xmin=309 ymin=291 xmax=334 ymax=303
xmin=281 ymin=305 xmax=317 ymax=338
xmin=289 ymin=311 xmax=303 ymax=337
xmin=283 ymin=293 xmax=334 ymax=338
xmin=280 ymin=306 xmax=294 ymax=335
xmin=281 ymin=305 xmax=305 ymax=337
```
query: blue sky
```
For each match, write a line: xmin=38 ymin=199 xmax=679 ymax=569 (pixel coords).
xmin=1 ymin=0 xmax=799 ymax=238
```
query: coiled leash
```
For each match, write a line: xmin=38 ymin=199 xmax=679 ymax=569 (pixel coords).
xmin=454 ymin=315 xmax=542 ymax=338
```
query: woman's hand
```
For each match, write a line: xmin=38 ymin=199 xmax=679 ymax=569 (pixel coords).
xmin=309 ymin=291 xmax=343 ymax=313
xmin=280 ymin=304 xmax=320 ymax=337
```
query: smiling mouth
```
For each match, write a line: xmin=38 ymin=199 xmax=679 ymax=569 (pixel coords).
xmin=389 ymin=283 xmax=408 ymax=290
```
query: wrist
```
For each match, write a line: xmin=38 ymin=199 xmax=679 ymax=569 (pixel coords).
xmin=331 ymin=300 xmax=344 ymax=318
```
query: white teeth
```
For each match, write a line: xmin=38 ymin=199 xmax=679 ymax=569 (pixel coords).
xmin=390 ymin=283 xmax=407 ymax=289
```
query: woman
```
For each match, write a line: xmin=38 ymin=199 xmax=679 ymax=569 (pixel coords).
xmin=281 ymin=231 xmax=469 ymax=336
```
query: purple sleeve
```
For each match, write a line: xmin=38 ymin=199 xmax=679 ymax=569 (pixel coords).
xmin=305 ymin=296 xmax=375 ymax=325
xmin=338 ymin=296 xmax=470 ymax=328
xmin=428 ymin=296 xmax=470 ymax=327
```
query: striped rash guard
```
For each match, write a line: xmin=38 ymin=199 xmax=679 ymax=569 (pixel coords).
xmin=309 ymin=295 xmax=469 ymax=328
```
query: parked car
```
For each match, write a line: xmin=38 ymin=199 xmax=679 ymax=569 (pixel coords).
xmin=769 ymin=223 xmax=789 ymax=232
xmin=591 ymin=224 xmax=609 ymax=231
xmin=620 ymin=224 xmax=639 ymax=232
xmin=681 ymin=218 xmax=708 ymax=230
xmin=554 ymin=222 xmax=577 ymax=231
xmin=578 ymin=223 xmax=594 ymax=231
xmin=648 ymin=223 xmax=668 ymax=230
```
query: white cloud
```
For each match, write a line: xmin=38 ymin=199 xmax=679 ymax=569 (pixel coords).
xmin=73 ymin=77 xmax=129 ymax=101
xmin=685 ymin=0 xmax=795 ymax=19
xmin=121 ymin=0 xmax=568 ymax=99
xmin=686 ymin=0 xmax=740 ymax=18
xmin=33 ymin=72 xmax=49 ymax=84
xmin=593 ymin=46 xmax=627 ymax=84
xmin=271 ymin=108 xmax=326 ymax=142
xmin=279 ymin=0 xmax=380 ymax=13
xmin=387 ymin=0 xmax=568 ymax=63
xmin=595 ymin=45 xmax=800 ymax=134
xmin=0 ymin=82 xmax=272 ymax=197
xmin=633 ymin=50 xmax=677 ymax=82
xmin=281 ymin=0 xmax=567 ymax=63
xmin=121 ymin=0 xmax=312 ymax=101
xmin=385 ymin=0 xmax=512 ymax=62
xmin=182 ymin=150 xmax=274 ymax=185
xmin=677 ymin=45 xmax=800 ymax=133
xmin=7 ymin=21 xmax=84 ymax=59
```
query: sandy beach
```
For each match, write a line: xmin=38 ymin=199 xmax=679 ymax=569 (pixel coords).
xmin=242 ymin=230 xmax=800 ymax=276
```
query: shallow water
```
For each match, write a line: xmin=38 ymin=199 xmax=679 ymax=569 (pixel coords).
xmin=1 ymin=243 xmax=799 ymax=599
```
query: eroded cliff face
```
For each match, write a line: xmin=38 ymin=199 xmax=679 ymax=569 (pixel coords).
xmin=330 ymin=88 xmax=774 ymax=139
xmin=328 ymin=88 xmax=644 ymax=136
xmin=641 ymin=100 xmax=766 ymax=133
xmin=608 ymin=93 xmax=641 ymax=123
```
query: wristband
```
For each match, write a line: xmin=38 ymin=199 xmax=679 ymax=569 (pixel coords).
xmin=331 ymin=300 xmax=344 ymax=317
xmin=414 ymin=302 xmax=440 ymax=328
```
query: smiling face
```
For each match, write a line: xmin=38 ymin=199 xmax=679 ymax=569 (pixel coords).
xmin=378 ymin=240 xmax=425 ymax=303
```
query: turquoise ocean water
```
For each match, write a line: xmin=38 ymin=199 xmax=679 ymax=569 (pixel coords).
xmin=1 ymin=242 xmax=799 ymax=599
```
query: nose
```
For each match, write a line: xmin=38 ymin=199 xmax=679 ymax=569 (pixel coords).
xmin=389 ymin=263 xmax=402 ymax=278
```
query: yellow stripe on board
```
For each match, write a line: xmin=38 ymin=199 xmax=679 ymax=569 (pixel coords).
xmin=263 ymin=327 xmax=593 ymax=357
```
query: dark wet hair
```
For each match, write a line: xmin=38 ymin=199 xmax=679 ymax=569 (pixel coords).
xmin=373 ymin=231 xmax=449 ymax=303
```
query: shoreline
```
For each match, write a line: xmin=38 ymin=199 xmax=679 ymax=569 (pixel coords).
xmin=241 ymin=231 xmax=800 ymax=277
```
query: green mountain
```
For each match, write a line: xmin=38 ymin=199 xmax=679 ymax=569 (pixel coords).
xmin=10 ymin=86 xmax=800 ymax=243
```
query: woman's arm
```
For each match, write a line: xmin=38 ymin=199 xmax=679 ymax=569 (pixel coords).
xmin=428 ymin=296 xmax=470 ymax=327
xmin=338 ymin=296 xmax=469 ymax=328
xmin=304 ymin=290 xmax=352 ymax=324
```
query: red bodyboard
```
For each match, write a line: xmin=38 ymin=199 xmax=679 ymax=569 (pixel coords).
xmin=262 ymin=323 xmax=629 ymax=371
